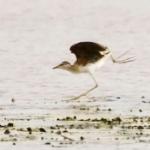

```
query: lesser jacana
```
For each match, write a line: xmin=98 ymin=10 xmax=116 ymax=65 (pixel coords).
xmin=53 ymin=42 xmax=135 ymax=100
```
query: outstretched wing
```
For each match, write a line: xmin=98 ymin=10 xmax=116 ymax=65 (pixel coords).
xmin=70 ymin=42 xmax=108 ymax=65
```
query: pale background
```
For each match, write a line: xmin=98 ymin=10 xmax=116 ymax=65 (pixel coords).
xmin=0 ymin=0 xmax=150 ymax=149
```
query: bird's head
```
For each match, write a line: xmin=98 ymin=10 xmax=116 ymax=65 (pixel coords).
xmin=53 ymin=61 xmax=71 ymax=70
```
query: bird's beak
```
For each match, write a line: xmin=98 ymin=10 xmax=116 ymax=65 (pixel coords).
xmin=52 ymin=64 xmax=60 ymax=69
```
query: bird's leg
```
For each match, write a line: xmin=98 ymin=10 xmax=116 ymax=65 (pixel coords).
xmin=69 ymin=72 xmax=98 ymax=100
xmin=111 ymin=50 xmax=135 ymax=64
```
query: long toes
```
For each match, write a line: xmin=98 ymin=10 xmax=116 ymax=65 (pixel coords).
xmin=120 ymin=58 xmax=135 ymax=63
xmin=116 ymin=56 xmax=136 ymax=63
xmin=116 ymin=50 xmax=130 ymax=59
xmin=67 ymin=95 xmax=85 ymax=100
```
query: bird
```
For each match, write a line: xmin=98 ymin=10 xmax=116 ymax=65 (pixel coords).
xmin=53 ymin=41 xmax=135 ymax=100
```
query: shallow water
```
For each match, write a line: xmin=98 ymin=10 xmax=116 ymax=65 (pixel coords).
xmin=0 ymin=0 xmax=150 ymax=149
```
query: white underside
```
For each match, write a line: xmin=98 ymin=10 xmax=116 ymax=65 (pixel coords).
xmin=79 ymin=53 xmax=110 ymax=73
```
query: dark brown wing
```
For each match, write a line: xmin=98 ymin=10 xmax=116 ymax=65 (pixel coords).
xmin=70 ymin=42 xmax=107 ymax=65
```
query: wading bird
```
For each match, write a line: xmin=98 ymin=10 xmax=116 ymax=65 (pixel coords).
xmin=53 ymin=42 xmax=135 ymax=100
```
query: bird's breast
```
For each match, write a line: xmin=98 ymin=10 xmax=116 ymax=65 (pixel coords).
xmin=69 ymin=65 xmax=88 ymax=74
xmin=87 ymin=54 xmax=110 ymax=72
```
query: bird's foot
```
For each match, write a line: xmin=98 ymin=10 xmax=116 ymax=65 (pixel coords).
xmin=111 ymin=50 xmax=136 ymax=64
xmin=112 ymin=56 xmax=135 ymax=64
xmin=62 ymin=85 xmax=97 ymax=101
xmin=62 ymin=94 xmax=88 ymax=102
